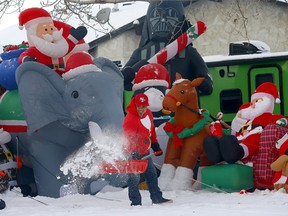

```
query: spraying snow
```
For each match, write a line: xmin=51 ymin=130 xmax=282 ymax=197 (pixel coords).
xmin=60 ymin=122 xmax=128 ymax=179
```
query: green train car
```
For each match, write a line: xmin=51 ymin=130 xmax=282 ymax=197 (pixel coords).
xmin=201 ymin=51 xmax=288 ymax=123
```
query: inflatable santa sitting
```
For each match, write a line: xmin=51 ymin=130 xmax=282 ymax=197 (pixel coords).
xmin=18 ymin=7 xmax=89 ymax=76
xmin=203 ymin=82 xmax=288 ymax=165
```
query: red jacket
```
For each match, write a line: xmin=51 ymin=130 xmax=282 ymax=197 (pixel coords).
xmin=123 ymin=97 xmax=158 ymax=155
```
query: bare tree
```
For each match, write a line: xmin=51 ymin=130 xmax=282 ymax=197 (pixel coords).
xmin=0 ymin=0 xmax=143 ymax=38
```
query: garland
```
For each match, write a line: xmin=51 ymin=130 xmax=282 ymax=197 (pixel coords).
xmin=163 ymin=110 xmax=210 ymax=146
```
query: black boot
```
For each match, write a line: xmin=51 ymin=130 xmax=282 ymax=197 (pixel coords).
xmin=0 ymin=199 xmax=6 ymax=210
xmin=203 ymin=135 xmax=223 ymax=163
xmin=219 ymin=135 xmax=244 ymax=164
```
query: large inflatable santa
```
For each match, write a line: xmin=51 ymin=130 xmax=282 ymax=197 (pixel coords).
xmin=17 ymin=7 xmax=89 ymax=76
xmin=204 ymin=82 xmax=288 ymax=164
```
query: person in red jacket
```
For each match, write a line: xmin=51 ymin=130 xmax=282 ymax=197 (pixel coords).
xmin=123 ymin=93 xmax=172 ymax=206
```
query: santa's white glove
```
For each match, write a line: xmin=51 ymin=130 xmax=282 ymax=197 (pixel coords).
xmin=276 ymin=118 xmax=288 ymax=127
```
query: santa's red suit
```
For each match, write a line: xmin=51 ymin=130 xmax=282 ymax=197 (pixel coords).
xmin=237 ymin=112 xmax=288 ymax=158
xmin=18 ymin=37 xmax=79 ymax=76
xmin=17 ymin=7 xmax=88 ymax=76
xmin=271 ymin=134 xmax=288 ymax=186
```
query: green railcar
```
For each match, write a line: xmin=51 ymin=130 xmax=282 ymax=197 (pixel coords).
xmin=200 ymin=52 xmax=288 ymax=123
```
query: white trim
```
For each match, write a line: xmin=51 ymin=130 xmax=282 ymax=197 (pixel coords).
xmin=70 ymin=43 xmax=90 ymax=53
xmin=240 ymin=143 xmax=249 ymax=158
xmin=252 ymin=92 xmax=280 ymax=103
xmin=22 ymin=17 xmax=53 ymax=30
xmin=0 ymin=120 xmax=27 ymax=126
xmin=132 ymin=79 xmax=168 ymax=91
xmin=274 ymin=175 xmax=288 ymax=184
xmin=172 ymin=78 xmax=187 ymax=86
xmin=276 ymin=133 xmax=288 ymax=149
xmin=68 ymin=34 xmax=79 ymax=44
xmin=62 ymin=64 xmax=102 ymax=80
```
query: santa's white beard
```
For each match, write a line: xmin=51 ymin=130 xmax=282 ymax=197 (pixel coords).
xmin=231 ymin=116 xmax=247 ymax=133
xmin=240 ymin=97 xmax=272 ymax=120
xmin=29 ymin=31 xmax=69 ymax=58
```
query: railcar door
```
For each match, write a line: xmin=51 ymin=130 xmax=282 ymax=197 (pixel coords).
xmin=248 ymin=65 xmax=283 ymax=115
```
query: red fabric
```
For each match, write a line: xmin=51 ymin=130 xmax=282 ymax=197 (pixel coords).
xmin=18 ymin=35 xmax=78 ymax=76
xmin=123 ymin=97 xmax=158 ymax=155
xmin=242 ymin=124 xmax=288 ymax=188
xmin=239 ymin=112 xmax=287 ymax=157
xmin=241 ymin=133 xmax=261 ymax=156
xmin=163 ymin=121 xmax=184 ymax=147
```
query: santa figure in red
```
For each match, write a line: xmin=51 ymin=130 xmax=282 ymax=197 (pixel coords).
xmin=18 ymin=7 xmax=89 ymax=76
xmin=204 ymin=82 xmax=288 ymax=164
xmin=270 ymin=133 xmax=288 ymax=191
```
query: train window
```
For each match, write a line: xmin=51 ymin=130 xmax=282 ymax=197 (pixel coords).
xmin=255 ymin=74 xmax=274 ymax=87
xmin=220 ymin=89 xmax=242 ymax=114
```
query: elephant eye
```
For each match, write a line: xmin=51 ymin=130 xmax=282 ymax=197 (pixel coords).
xmin=71 ymin=91 xmax=79 ymax=99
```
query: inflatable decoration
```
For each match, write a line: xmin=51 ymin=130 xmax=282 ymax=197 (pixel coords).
xmin=132 ymin=63 xmax=171 ymax=126
xmin=0 ymin=90 xmax=27 ymax=133
xmin=18 ymin=7 xmax=89 ymax=76
xmin=157 ymin=73 xmax=213 ymax=191
xmin=15 ymin=52 xmax=125 ymax=198
xmin=0 ymin=43 xmax=28 ymax=90
xmin=203 ymin=82 xmax=288 ymax=190
xmin=122 ymin=0 xmax=213 ymax=95
xmin=271 ymin=133 xmax=288 ymax=192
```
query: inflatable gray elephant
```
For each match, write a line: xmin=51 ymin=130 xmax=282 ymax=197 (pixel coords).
xmin=15 ymin=56 xmax=125 ymax=198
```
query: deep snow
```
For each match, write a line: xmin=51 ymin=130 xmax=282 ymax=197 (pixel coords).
xmin=1 ymin=186 xmax=288 ymax=216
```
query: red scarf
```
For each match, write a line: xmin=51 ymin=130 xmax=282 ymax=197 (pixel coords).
xmin=163 ymin=121 xmax=185 ymax=147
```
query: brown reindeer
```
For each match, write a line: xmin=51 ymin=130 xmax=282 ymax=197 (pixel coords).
xmin=158 ymin=73 xmax=213 ymax=191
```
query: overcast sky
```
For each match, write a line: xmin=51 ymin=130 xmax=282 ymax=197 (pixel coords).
xmin=0 ymin=1 xmax=148 ymax=47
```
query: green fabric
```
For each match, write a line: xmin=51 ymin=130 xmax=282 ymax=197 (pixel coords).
xmin=223 ymin=128 xmax=232 ymax=135
xmin=165 ymin=110 xmax=210 ymax=138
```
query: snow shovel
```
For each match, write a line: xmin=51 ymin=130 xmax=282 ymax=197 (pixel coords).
xmin=99 ymin=152 xmax=156 ymax=174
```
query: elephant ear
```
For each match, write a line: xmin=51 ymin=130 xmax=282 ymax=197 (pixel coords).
xmin=16 ymin=62 xmax=67 ymax=134
xmin=93 ymin=57 xmax=124 ymax=102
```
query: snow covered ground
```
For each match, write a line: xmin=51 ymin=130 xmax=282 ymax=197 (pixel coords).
xmin=1 ymin=186 xmax=287 ymax=215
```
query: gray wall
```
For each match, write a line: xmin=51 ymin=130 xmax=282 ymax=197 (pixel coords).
xmin=94 ymin=0 xmax=288 ymax=66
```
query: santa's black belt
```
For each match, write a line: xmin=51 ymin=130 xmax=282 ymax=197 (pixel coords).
xmin=47 ymin=63 xmax=65 ymax=70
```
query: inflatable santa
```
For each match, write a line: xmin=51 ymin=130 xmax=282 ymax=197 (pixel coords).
xmin=18 ymin=7 xmax=89 ymax=76
xmin=203 ymin=82 xmax=288 ymax=164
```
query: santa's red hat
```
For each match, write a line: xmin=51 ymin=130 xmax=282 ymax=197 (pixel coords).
xmin=18 ymin=7 xmax=53 ymax=30
xmin=251 ymin=82 xmax=280 ymax=104
xmin=132 ymin=63 xmax=171 ymax=91
xmin=62 ymin=52 xmax=101 ymax=80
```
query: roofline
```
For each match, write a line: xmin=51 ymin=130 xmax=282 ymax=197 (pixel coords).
xmin=88 ymin=15 xmax=145 ymax=53
xmin=88 ymin=1 xmax=192 ymax=54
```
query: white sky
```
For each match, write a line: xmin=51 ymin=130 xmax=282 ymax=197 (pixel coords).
xmin=0 ymin=1 xmax=148 ymax=47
